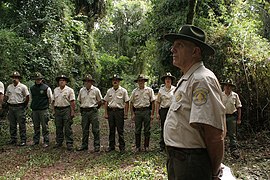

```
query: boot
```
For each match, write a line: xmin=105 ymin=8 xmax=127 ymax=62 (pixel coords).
xmin=144 ymin=137 xmax=150 ymax=151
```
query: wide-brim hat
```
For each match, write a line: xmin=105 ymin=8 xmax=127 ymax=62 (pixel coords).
xmin=134 ymin=74 xmax=148 ymax=83
xmin=10 ymin=71 xmax=22 ymax=78
xmin=56 ymin=74 xmax=70 ymax=82
xmin=164 ymin=25 xmax=215 ymax=56
xmin=221 ymin=79 xmax=235 ymax=87
xmin=109 ymin=74 xmax=123 ymax=81
xmin=161 ymin=72 xmax=176 ymax=82
xmin=82 ymin=74 xmax=95 ymax=82
xmin=32 ymin=72 xmax=44 ymax=80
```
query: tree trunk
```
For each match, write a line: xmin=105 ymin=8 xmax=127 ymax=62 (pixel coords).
xmin=186 ymin=0 xmax=197 ymax=24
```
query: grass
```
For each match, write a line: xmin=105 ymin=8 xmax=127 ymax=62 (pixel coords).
xmin=0 ymin=111 xmax=269 ymax=179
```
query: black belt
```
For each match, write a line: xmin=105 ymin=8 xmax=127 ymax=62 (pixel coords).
xmin=226 ymin=113 xmax=236 ymax=118
xmin=160 ymin=107 xmax=169 ymax=110
xmin=55 ymin=106 xmax=70 ymax=110
xmin=8 ymin=103 xmax=24 ymax=107
xmin=108 ymin=107 xmax=124 ymax=111
xmin=166 ymin=146 xmax=207 ymax=154
xmin=134 ymin=107 xmax=150 ymax=111
xmin=80 ymin=107 xmax=97 ymax=112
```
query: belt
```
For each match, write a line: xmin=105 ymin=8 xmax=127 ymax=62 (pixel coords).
xmin=166 ymin=146 xmax=207 ymax=154
xmin=134 ymin=107 xmax=150 ymax=111
xmin=226 ymin=113 xmax=236 ymax=118
xmin=55 ymin=106 xmax=70 ymax=110
xmin=108 ymin=107 xmax=124 ymax=111
xmin=80 ymin=107 xmax=97 ymax=112
xmin=160 ymin=107 xmax=169 ymax=110
xmin=8 ymin=103 xmax=24 ymax=107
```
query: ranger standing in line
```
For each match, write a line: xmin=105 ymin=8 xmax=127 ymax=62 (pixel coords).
xmin=77 ymin=74 xmax=103 ymax=152
xmin=30 ymin=72 xmax=53 ymax=148
xmin=130 ymin=74 xmax=155 ymax=152
xmin=104 ymin=74 xmax=129 ymax=152
xmin=6 ymin=71 xmax=30 ymax=146
xmin=52 ymin=74 xmax=75 ymax=151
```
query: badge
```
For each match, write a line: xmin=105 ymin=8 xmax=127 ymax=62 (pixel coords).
xmin=175 ymin=92 xmax=182 ymax=102
xmin=193 ymin=87 xmax=208 ymax=106
xmin=40 ymin=90 xmax=44 ymax=94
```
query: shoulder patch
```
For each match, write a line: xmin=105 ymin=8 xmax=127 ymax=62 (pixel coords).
xmin=192 ymin=87 xmax=208 ymax=106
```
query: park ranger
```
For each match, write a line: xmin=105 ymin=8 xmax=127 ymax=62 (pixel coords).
xmin=77 ymin=74 xmax=103 ymax=152
xmin=52 ymin=74 xmax=75 ymax=151
xmin=6 ymin=71 xmax=30 ymax=146
xmin=30 ymin=72 xmax=53 ymax=148
xmin=130 ymin=74 xmax=155 ymax=152
xmin=104 ymin=74 xmax=129 ymax=152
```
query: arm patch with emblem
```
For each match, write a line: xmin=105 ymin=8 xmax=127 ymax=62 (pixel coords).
xmin=192 ymin=87 xmax=208 ymax=106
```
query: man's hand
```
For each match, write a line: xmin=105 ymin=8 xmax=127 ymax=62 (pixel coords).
xmin=104 ymin=114 xmax=109 ymax=119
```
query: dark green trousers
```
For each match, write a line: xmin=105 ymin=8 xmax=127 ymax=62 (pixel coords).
xmin=166 ymin=146 xmax=211 ymax=180
xmin=226 ymin=115 xmax=237 ymax=150
xmin=54 ymin=107 xmax=73 ymax=146
xmin=159 ymin=108 xmax=169 ymax=149
xmin=80 ymin=108 xmax=100 ymax=149
xmin=8 ymin=105 xmax=26 ymax=143
xmin=108 ymin=109 xmax=125 ymax=150
xmin=134 ymin=109 xmax=151 ymax=148
xmin=32 ymin=109 xmax=50 ymax=144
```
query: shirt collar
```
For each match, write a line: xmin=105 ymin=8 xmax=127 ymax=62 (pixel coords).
xmin=181 ymin=61 xmax=204 ymax=81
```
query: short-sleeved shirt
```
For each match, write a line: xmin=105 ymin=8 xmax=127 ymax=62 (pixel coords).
xmin=156 ymin=85 xmax=176 ymax=108
xmin=77 ymin=86 xmax=102 ymax=108
xmin=53 ymin=85 xmax=75 ymax=107
xmin=6 ymin=82 xmax=30 ymax=104
xmin=164 ymin=62 xmax=225 ymax=149
xmin=130 ymin=86 xmax=155 ymax=108
xmin=104 ymin=86 xmax=130 ymax=109
xmin=0 ymin=81 xmax=4 ymax=95
xmin=222 ymin=91 xmax=242 ymax=114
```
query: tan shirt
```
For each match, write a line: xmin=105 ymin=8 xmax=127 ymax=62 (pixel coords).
xmin=53 ymin=85 xmax=75 ymax=107
xmin=156 ymin=85 xmax=176 ymax=108
xmin=130 ymin=86 xmax=155 ymax=108
xmin=0 ymin=81 xmax=4 ymax=94
xmin=164 ymin=62 xmax=225 ymax=148
xmin=222 ymin=91 xmax=242 ymax=114
xmin=104 ymin=86 xmax=130 ymax=109
xmin=6 ymin=82 xmax=30 ymax=104
xmin=77 ymin=86 xmax=102 ymax=108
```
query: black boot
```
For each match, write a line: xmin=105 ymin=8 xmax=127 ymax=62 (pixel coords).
xmin=144 ymin=137 xmax=150 ymax=151
xmin=135 ymin=134 xmax=141 ymax=152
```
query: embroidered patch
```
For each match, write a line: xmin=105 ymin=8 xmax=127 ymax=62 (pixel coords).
xmin=192 ymin=88 xmax=208 ymax=106
xmin=175 ymin=92 xmax=182 ymax=102
xmin=40 ymin=90 xmax=44 ymax=94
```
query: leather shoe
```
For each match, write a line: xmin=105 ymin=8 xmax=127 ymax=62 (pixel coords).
xmin=67 ymin=145 xmax=73 ymax=151
xmin=77 ymin=147 xmax=88 ymax=151
xmin=8 ymin=140 xmax=17 ymax=145
xmin=106 ymin=147 xmax=115 ymax=152
xmin=43 ymin=143 xmax=49 ymax=148
xmin=94 ymin=147 xmax=100 ymax=152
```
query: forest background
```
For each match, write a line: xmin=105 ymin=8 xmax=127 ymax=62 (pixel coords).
xmin=0 ymin=0 xmax=270 ymax=179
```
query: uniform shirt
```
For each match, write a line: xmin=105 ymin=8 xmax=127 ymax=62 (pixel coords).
xmin=53 ymin=85 xmax=75 ymax=107
xmin=164 ymin=62 xmax=225 ymax=148
xmin=156 ymin=85 xmax=176 ymax=108
xmin=77 ymin=86 xmax=102 ymax=108
xmin=6 ymin=82 xmax=30 ymax=104
xmin=104 ymin=86 xmax=130 ymax=109
xmin=0 ymin=81 xmax=4 ymax=95
xmin=222 ymin=91 xmax=242 ymax=114
xmin=130 ymin=86 xmax=155 ymax=108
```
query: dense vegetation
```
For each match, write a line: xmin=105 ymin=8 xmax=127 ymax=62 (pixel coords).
xmin=0 ymin=0 xmax=270 ymax=135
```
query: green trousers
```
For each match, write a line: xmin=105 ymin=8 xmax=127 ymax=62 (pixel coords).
xmin=8 ymin=105 xmax=26 ymax=143
xmin=54 ymin=107 xmax=73 ymax=146
xmin=107 ymin=109 xmax=125 ymax=150
xmin=159 ymin=108 xmax=169 ymax=149
xmin=134 ymin=109 xmax=151 ymax=148
xmin=32 ymin=109 xmax=50 ymax=144
xmin=80 ymin=108 xmax=100 ymax=149
xmin=166 ymin=146 xmax=211 ymax=180
xmin=226 ymin=115 xmax=238 ymax=150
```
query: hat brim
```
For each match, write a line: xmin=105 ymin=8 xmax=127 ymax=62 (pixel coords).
xmin=164 ymin=33 xmax=215 ymax=56
xmin=134 ymin=78 xmax=148 ymax=83
xmin=220 ymin=82 xmax=236 ymax=87
xmin=56 ymin=77 xmax=70 ymax=82
xmin=83 ymin=78 xmax=96 ymax=82
xmin=161 ymin=75 xmax=176 ymax=82
xmin=10 ymin=75 xmax=22 ymax=79
xmin=110 ymin=78 xmax=123 ymax=81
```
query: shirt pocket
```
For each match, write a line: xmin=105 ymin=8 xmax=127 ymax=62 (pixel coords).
xmin=170 ymin=102 xmax=182 ymax=112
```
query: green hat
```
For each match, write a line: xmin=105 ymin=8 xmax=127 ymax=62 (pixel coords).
xmin=10 ymin=71 xmax=22 ymax=78
xmin=134 ymin=74 xmax=148 ymax=83
xmin=164 ymin=25 xmax=215 ymax=56
xmin=161 ymin=72 xmax=176 ymax=82
xmin=221 ymin=79 xmax=235 ymax=87
xmin=32 ymin=72 xmax=44 ymax=80
xmin=56 ymin=74 xmax=70 ymax=82
xmin=109 ymin=74 xmax=123 ymax=81
xmin=82 ymin=74 xmax=95 ymax=82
